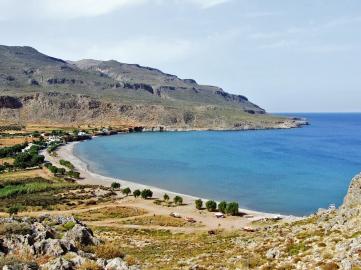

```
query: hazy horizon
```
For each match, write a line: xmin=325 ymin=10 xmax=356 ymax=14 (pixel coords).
xmin=0 ymin=0 xmax=360 ymax=112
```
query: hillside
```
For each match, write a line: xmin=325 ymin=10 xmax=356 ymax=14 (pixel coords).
xmin=0 ymin=45 xmax=305 ymax=130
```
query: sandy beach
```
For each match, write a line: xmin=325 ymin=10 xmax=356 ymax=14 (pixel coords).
xmin=42 ymin=140 xmax=298 ymax=225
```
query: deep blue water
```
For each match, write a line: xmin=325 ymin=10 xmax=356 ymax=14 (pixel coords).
xmin=74 ymin=113 xmax=361 ymax=216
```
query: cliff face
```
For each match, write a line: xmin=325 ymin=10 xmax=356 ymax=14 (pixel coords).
xmin=0 ymin=45 xmax=302 ymax=129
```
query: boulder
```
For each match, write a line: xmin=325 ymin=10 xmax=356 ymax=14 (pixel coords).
xmin=105 ymin=258 xmax=129 ymax=270
xmin=64 ymin=224 xmax=100 ymax=246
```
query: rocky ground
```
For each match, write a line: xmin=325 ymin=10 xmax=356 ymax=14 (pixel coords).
xmin=0 ymin=215 xmax=139 ymax=270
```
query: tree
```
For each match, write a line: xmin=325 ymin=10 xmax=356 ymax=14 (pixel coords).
xmin=226 ymin=202 xmax=239 ymax=216
xmin=67 ymin=171 xmax=80 ymax=179
xmin=141 ymin=189 xmax=153 ymax=199
xmin=163 ymin=193 xmax=170 ymax=201
xmin=122 ymin=187 xmax=131 ymax=196
xmin=205 ymin=200 xmax=217 ymax=212
xmin=173 ymin=196 xmax=183 ymax=205
xmin=111 ymin=182 xmax=121 ymax=189
xmin=218 ymin=201 xmax=227 ymax=214
xmin=195 ymin=199 xmax=203 ymax=210
xmin=133 ymin=189 xmax=141 ymax=198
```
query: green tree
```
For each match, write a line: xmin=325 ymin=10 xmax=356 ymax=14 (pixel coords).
xmin=226 ymin=202 xmax=239 ymax=216
xmin=218 ymin=201 xmax=227 ymax=214
xmin=195 ymin=199 xmax=203 ymax=210
xmin=163 ymin=193 xmax=170 ymax=201
xmin=111 ymin=182 xmax=121 ymax=189
xmin=133 ymin=189 xmax=141 ymax=198
xmin=122 ymin=187 xmax=131 ymax=196
xmin=205 ymin=200 xmax=217 ymax=212
xmin=173 ymin=196 xmax=183 ymax=205
xmin=141 ymin=189 xmax=153 ymax=199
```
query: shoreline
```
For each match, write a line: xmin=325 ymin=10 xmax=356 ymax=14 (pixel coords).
xmin=42 ymin=139 xmax=299 ymax=221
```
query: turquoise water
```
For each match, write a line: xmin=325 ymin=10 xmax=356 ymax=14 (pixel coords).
xmin=74 ymin=113 xmax=361 ymax=216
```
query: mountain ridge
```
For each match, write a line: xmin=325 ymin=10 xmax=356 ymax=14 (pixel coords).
xmin=0 ymin=45 xmax=304 ymax=130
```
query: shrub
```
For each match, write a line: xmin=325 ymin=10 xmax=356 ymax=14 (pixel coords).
xmin=218 ymin=201 xmax=227 ymax=213
xmin=133 ymin=189 xmax=141 ymax=198
xmin=173 ymin=196 xmax=183 ymax=205
xmin=163 ymin=193 xmax=170 ymax=201
xmin=59 ymin=159 xmax=75 ymax=170
xmin=195 ymin=199 xmax=203 ymax=210
xmin=7 ymin=204 xmax=23 ymax=216
xmin=63 ymin=221 xmax=76 ymax=231
xmin=111 ymin=182 xmax=121 ymax=189
xmin=141 ymin=189 xmax=153 ymax=199
xmin=122 ymin=187 xmax=131 ymax=196
xmin=67 ymin=170 xmax=80 ymax=179
xmin=205 ymin=200 xmax=217 ymax=212
xmin=226 ymin=202 xmax=239 ymax=216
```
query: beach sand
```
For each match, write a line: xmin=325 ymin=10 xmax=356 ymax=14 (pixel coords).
xmin=42 ymin=140 xmax=298 ymax=227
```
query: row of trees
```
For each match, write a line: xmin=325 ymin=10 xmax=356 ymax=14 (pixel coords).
xmin=195 ymin=199 xmax=239 ymax=216
xmin=44 ymin=163 xmax=80 ymax=179
xmin=0 ymin=143 xmax=27 ymax=158
xmin=111 ymin=183 xmax=154 ymax=200
xmin=163 ymin=193 xmax=183 ymax=205
xmin=110 ymin=183 xmax=183 ymax=205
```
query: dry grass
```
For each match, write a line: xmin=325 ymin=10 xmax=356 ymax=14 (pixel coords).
xmin=120 ymin=215 xmax=192 ymax=227
xmin=0 ymin=137 xmax=35 ymax=147
xmin=92 ymin=242 xmax=125 ymax=260
xmin=77 ymin=260 xmax=103 ymax=270
xmin=0 ymin=169 xmax=54 ymax=181
xmin=74 ymin=206 xmax=147 ymax=221
xmin=0 ymin=157 xmax=14 ymax=165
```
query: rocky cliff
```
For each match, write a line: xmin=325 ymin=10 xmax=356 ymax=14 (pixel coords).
xmin=0 ymin=45 xmax=304 ymax=130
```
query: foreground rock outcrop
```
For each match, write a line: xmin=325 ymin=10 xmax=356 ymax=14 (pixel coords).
xmin=0 ymin=215 xmax=139 ymax=270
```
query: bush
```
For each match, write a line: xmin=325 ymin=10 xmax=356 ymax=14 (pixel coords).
xmin=218 ymin=201 xmax=227 ymax=213
xmin=195 ymin=199 xmax=203 ymax=210
xmin=163 ymin=193 xmax=169 ymax=201
xmin=226 ymin=202 xmax=239 ymax=216
xmin=141 ymin=189 xmax=153 ymax=199
xmin=133 ymin=189 xmax=141 ymax=198
xmin=7 ymin=204 xmax=23 ymax=216
xmin=122 ymin=187 xmax=131 ymax=196
xmin=60 ymin=159 xmax=75 ymax=170
xmin=173 ymin=196 xmax=183 ymax=205
xmin=62 ymin=221 xmax=76 ymax=231
xmin=111 ymin=182 xmax=121 ymax=189
xmin=205 ymin=200 xmax=217 ymax=212
xmin=67 ymin=170 xmax=80 ymax=179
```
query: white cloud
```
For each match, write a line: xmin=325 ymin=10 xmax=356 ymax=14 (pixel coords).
xmin=0 ymin=0 xmax=233 ymax=20
xmin=83 ymin=36 xmax=194 ymax=65
xmin=40 ymin=0 xmax=146 ymax=19
xmin=184 ymin=0 xmax=233 ymax=9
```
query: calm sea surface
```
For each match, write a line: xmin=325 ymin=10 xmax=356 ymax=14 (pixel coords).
xmin=74 ymin=113 xmax=361 ymax=215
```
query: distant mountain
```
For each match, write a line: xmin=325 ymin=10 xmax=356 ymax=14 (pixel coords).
xmin=0 ymin=45 xmax=302 ymax=130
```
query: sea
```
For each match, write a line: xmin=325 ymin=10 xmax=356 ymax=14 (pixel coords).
xmin=74 ymin=113 xmax=361 ymax=216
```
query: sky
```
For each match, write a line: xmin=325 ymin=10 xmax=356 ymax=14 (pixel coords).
xmin=0 ymin=0 xmax=360 ymax=112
